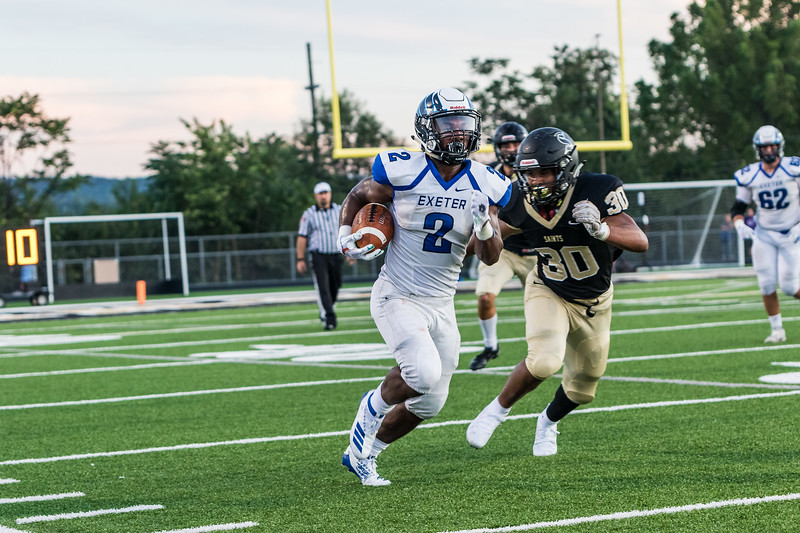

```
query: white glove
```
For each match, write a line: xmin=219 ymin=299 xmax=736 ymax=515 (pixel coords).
xmin=471 ymin=191 xmax=493 ymax=240
xmin=572 ymin=200 xmax=610 ymax=241
xmin=734 ymin=218 xmax=755 ymax=240
xmin=338 ymin=225 xmax=384 ymax=261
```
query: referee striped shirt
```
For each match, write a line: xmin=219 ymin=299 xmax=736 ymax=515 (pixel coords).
xmin=298 ymin=203 xmax=342 ymax=254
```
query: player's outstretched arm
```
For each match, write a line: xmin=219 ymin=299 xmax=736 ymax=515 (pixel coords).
xmin=604 ymin=213 xmax=649 ymax=253
xmin=473 ymin=204 xmax=504 ymax=265
xmin=466 ymin=220 xmax=519 ymax=257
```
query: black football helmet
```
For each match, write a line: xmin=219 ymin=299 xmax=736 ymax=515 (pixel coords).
xmin=414 ymin=88 xmax=481 ymax=165
xmin=493 ymin=122 xmax=528 ymax=166
xmin=752 ymin=125 xmax=785 ymax=163
xmin=514 ymin=127 xmax=583 ymax=207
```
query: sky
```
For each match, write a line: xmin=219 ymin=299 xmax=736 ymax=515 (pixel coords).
xmin=5 ymin=0 xmax=692 ymax=178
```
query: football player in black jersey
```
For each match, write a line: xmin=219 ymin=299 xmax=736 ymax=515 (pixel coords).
xmin=466 ymin=127 xmax=648 ymax=456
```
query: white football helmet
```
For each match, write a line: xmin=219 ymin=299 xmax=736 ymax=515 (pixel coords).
xmin=413 ymin=88 xmax=481 ymax=165
xmin=752 ymin=125 xmax=785 ymax=163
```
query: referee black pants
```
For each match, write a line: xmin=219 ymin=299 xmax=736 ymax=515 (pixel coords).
xmin=310 ymin=252 xmax=344 ymax=325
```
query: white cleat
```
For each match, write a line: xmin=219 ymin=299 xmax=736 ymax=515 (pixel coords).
xmin=349 ymin=391 xmax=384 ymax=460
xmin=533 ymin=410 xmax=559 ymax=457
xmin=467 ymin=402 xmax=507 ymax=449
xmin=764 ymin=328 xmax=786 ymax=344
xmin=342 ymin=447 xmax=390 ymax=486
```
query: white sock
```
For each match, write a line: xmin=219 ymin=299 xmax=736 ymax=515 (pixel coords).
xmin=369 ymin=383 xmax=394 ymax=416
xmin=768 ymin=313 xmax=783 ymax=331
xmin=479 ymin=314 xmax=498 ymax=350
xmin=371 ymin=438 xmax=390 ymax=457
xmin=540 ymin=405 xmax=556 ymax=425
xmin=490 ymin=396 xmax=511 ymax=417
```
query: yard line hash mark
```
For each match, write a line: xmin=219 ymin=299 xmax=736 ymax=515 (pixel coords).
xmin=0 ymin=492 xmax=84 ymax=505
xmin=151 ymin=522 xmax=260 ymax=533
xmin=16 ymin=504 xmax=164 ymax=524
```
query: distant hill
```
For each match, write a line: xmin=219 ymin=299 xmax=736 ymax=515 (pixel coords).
xmin=53 ymin=176 xmax=149 ymax=215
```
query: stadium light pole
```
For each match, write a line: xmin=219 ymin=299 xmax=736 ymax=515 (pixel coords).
xmin=305 ymin=42 xmax=321 ymax=176
xmin=595 ymin=34 xmax=607 ymax=174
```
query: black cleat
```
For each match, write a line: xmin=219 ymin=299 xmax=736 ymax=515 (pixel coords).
xmin=324 ymin=313 xmax=337 ymax=330
xmin=469 ymin=347 xmax=499 ymax=371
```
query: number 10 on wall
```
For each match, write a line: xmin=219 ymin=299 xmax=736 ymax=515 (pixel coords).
xmin=5 ymin=229 xmax=39 ymax=266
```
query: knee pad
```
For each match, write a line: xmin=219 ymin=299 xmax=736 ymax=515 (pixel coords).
xmin=524 ymin=351 xmax=563 ymax=381
xmin=562 ymin=374 xmax=600 ymax=405
xmin=406 ymin=392 xmax=447 ymax=420
xmin=563 ymin=386 xmax=596 ymax=405
xmin=759 ymin=280 xmax=777 ymax=296
xmin=779 ymin=276 xmax=800 ymax=297
xmin=402 ymin=358 xmax=442 ymax=395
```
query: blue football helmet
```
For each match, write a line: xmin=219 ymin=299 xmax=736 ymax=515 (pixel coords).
xmin=414 ymin=88 xmax=481 ymax=165
xmin=752 ymin=125 xmax=785 ymax=163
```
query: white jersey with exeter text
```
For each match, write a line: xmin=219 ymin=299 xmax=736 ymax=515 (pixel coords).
xmin=734 ymin=156 xmax=800 ymax=231
xmin=372 ymin=150 xmax=512 ymax=297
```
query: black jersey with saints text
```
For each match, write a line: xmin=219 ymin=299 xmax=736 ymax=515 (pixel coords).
xmin=497 ymin=180 xmax=536 ymax=256
xmin=500 ymin=172 xmax=628 ymax=301
xmin=494 ymin=165 xmax=535 ymax=256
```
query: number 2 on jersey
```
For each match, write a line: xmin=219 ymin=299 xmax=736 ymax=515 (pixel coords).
xmin=422 ymin=213 xmax=453 ymax=253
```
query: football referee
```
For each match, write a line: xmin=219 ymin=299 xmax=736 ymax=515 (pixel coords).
xmin=296 ymin=182 xmax=349 ymax=330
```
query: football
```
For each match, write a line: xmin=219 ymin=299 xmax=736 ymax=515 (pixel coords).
xmin=352 ymin=203 xmax=394 ymax=251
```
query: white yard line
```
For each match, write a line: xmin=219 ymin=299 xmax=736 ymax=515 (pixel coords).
xmin=0 ymin=526 xmax=29 ymax=533
xmin=0 ymin=478 xmax=19 ymax=484
xmin=16 ymin=504 xmax=163 ymax=524
xmin=438 ymin=492 xmax=800 ymax=532
xmin=0 ymin=492 xmax=84 ymax=505
xmin=609 ymin=343 xmax=800 ymax=362
xmin=600 ymin=375 xmax=800 ymax=390
xmin=0 ymin=360 xmax=219 ymax=379
xmin=3 ymin=344 xmax=796 ymax=410
xmin=2 ymin=389 xmax=797 ymax=466
xmin=151 ymin=522 xmax=260 ymax=533
xmin=0 ymin=376 xmax=385 ymax=411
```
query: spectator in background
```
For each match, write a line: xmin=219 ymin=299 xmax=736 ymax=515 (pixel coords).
xmin=720 ymin=213 xmax=735 ymax=262
xmin=296 ymin=181 xmax=347 ymax=330
xmin=19 ymin=264 xmax=37 ymax=292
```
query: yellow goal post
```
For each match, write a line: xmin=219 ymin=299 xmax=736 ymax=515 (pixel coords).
xmin=325 ymin=0 xmax=632 ymax=159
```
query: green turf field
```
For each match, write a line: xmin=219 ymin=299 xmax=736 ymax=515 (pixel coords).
xmin=1 ymin=277 xmax=799 ymax=532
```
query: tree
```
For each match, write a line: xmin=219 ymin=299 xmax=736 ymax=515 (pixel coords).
xmin=297 ymin=90 xmax=398 ymax=182
xmin=0 ymin=92 xmax=84 ymax=226
xmin=639 ymin=0 xmax=800 ymax=178
xmin=144 ymin=118 xmax=316 ymax=235
xmin=463 ymin=46 xmax=642 ymax=178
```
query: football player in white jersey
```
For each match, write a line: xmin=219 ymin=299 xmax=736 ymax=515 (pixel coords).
xmin=466 ymin=127 xmax=648 ymax=457
xmin=731 ymin=125 xmax=800 ymax=343
xmin=337 ymin=88 xmax=512 ymax=486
